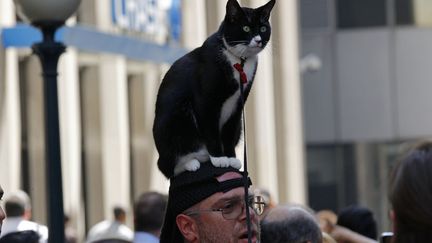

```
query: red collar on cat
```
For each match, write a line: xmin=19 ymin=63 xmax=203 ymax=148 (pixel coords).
xmin=233 ymin=58 xmax=247 ymax=84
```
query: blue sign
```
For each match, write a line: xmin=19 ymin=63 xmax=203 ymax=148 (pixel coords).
xmin=111 ymin=0 xmax=182 ymax=42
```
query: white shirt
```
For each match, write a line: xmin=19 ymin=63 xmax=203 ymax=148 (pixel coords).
xmin=0 ymin=217 xmax=48 ymax=243
xmin=133 ymin=231 xmax=159 ymax=243
xmin=86 ymin=220 xmax=133 ymax=243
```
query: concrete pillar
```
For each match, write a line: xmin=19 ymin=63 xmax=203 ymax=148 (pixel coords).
xmin=129 ymin=63 xmax=164 ymax=197
xmin=205 ymin=0 xmax=226 ymax=35
xmin=181 ymin=0 xmax=207 ymax=48
xmin=149 ymin=64 xmax=170 ymax=193
xmin=58 ymin=46 xmax=84 ymax=239
xmin=93 ymin=0 xmax=131 ymax=222
xmin=241 ymin=0 xmax=279 ymax=203
xmin=0 ymin=0 xmax=21 ymax=193
xmin=272 ymin=0 xmax=307 ymax=204
xmin=99 ymin=55 xmax=131 ymax=218
xmin=20 ymin=56 xmax=47 ymax=224
xmin=80 ymin=66 xmax=104 ymax=229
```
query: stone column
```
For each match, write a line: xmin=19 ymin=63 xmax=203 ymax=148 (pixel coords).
xmin=181 ymin=0 xmax=207 ymax=48
xmin=99 ymin=54 xmax=131 ymax=218
xmin=0 ymin=0 xmax=21 ymax=192
xmin=58 ymin=44 xmax=84 ymax=239
xmin=272 ymin=0 xmax=307 ymax=204
xmin=243 ymin=0 xmax=279 ymax=202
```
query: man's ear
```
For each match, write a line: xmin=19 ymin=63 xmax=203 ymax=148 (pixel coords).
xmin=176 ymin=214 xmax=199 ymax=242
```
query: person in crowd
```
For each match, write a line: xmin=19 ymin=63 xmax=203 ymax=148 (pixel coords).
xmin=316 ymin=209 xmax=337 ymax=233
xmin=0 ymin=190 xmax=48 ymax=243
xmin=133 ymin=191 xmax=168 ymax=243
xmin=86 ymin=206 xmax=133 ymax=243
xmin=388 ymin=141 xmax=432 ymax=243
xmin=159 ymin=162 xmax=262 ymax=243
xmin=64 ymin=214 xmax=78 ymax=243
xmin=260 ymin=204 xmax=322 ymax=243
xmin=336 ymin=205 xmax=378 ymax=240
xmin=328 ymin=224 xmax=377 ymax=243
xmin=0 ymin=188 xmax=38 ymax=243
xmin=318 ymin=208 xmax=377 ymax=243
xmin=322 ymin=232 xmax=337 ymax=243
xmin=0 ymin=185 xmax=5 ymax=233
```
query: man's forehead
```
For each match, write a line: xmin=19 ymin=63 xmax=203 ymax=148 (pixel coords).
xmin=201 ymin=187 xmax=245 ymax=207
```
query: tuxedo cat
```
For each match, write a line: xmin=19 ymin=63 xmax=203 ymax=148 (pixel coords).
xmin=153 ymin=0 xmax=275 ymax=178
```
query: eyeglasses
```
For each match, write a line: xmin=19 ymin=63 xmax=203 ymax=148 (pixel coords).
xmin=184 ymin=195 xmax=266 ymax=220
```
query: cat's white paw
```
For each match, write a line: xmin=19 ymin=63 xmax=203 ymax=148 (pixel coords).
xmin=184 ymin=159 xmax=201 ymax=172
xmin=228 ymin=157 xmax=242 ymax=169
xmin=174 ymin=159 xmax=201 ymax=175
xmin=210 ymin=156 xmax=230 ymax=168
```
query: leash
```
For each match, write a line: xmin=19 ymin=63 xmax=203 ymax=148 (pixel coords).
xmin=234 ymin=57 xmax=253 ymax=243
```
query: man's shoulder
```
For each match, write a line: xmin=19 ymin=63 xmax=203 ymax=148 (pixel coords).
xmin=133 ymin=232 xmax=159 ymax=243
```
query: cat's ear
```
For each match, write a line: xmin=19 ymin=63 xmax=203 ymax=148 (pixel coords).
xmin=226 ymin=0 xmax=245 ymax=23
xmin=257 ymin=0 xmax=275 ymax=21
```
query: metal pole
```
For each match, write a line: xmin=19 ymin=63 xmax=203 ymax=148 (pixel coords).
xmin=32 ymin=21 xmax=66 ymax=243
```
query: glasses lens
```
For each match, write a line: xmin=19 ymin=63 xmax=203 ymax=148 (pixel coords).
xmin=222 ymin=196 xmax=266 ymax=219
xmin=222 ymin=199 xmax=243 ymax=220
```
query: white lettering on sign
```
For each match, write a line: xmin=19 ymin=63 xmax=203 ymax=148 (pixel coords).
xmin=111 ymin=0 xmax=179 ymax=41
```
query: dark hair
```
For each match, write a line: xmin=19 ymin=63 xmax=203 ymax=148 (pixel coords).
xmin=261 ymin=206 xmax=322 ymax=243
xmin=389 ymin=141 xmax=432 ymax=243
xmin=113 ymin=206 xmax=126 ymax=220
xmin=134 ymin=192 xmax=168 ymax=232
xmin=5 ymin=201 xmax=25 ymax=217
xmin=337 ymin=205 xmax=377 ymax=240
xmin=93 ymin=240 xmax=131 ymax=243
xmin=0 ymin=230 xmax=39 ymax=243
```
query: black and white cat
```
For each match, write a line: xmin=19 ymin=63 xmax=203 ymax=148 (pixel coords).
xmin=153 ymin=0 xmax=275 ymax=178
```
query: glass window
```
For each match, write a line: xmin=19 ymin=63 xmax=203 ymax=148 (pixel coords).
xmin=336 ymin=0 xmax=387 ymax=29
xmin=307 ymin=144 xmax=357 ymax=212
xmin=396 ymin=0 xmax=432 ymax=26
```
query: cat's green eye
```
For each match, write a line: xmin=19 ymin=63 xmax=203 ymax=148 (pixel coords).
xmin=243 ymin=26 xmax=251 ymax=32
xmin=260 ymin=26 xmax=267 ymax=32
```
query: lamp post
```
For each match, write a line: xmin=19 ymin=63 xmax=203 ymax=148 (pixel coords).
xmin=13 ymin=1 xmax=81 ymax=242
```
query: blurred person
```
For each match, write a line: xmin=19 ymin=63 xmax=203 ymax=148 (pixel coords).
xmin=328 ymin=224 xmax=377 ymax=243
xmin=0 ymin=186 xmax=5 ymax=232
xmin=0 ymin=230 xmax=40 ymax=243
xmin=316 ymin=209 xmax=337 ymax=233
xmin=322 ymin=232 xmax=337 ymax=243
xmin=337 ymin=205 xmax=378 ymax=240
xmin=160 ymin=162 xmax=262 ymax=243
xmin=133 ymin=191 xmax=168 ymax=243
xmin=86 ymin=206 xmax=133 ymax=243
xmin=260 ymin=204 xmax=322 ymax=243
xmin=64 ymin=214 xmax=77 ymax=243
xmin=93 ymin=240 xmax=131 ymax=243
xmin=0 ymin=190 xmax=48 ymax=243
xmin=388 ymin=141 xmax=432 ymax=243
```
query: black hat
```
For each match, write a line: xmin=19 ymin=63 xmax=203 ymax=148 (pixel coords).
xmin=160 ymin=162 xmax=251 ymax=243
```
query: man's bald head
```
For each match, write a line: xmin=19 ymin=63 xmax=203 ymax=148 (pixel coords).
xmin=261 ymin=204 xmax=322 ymax=243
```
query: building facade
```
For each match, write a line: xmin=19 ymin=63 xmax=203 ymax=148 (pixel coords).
xmin=301 ymin=0 xmax=432 ymax=232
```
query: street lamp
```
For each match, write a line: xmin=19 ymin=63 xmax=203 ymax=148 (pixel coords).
xmin=13 ymin=0 xmax=81 ymax=242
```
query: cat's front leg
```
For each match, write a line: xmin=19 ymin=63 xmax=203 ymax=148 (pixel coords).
xmin=174 ymin=147 xmax=210 ymax=175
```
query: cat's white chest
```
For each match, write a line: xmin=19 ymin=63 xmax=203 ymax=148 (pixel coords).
xmin=219 ymin=51 xmax=257 ymax=131
xmin=223 ymin=50 xmax=257 ymax=84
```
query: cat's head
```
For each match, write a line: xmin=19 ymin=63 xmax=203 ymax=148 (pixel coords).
xmin=222 ymin=0 xmax=275 ymax=59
